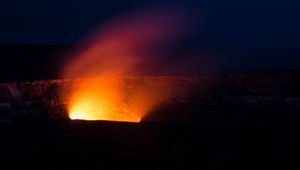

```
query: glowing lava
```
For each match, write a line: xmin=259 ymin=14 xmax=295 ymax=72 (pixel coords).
xmin=69 ymin=97 xmax=113 ymax=121
xmin=69 ymin=98 xmax=141 ymax=122
xmin=67 ymin=77 xmax=141 ymax=122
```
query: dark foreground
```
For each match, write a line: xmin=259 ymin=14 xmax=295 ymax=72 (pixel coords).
xmin=1 ymin=119 xmax=299 ymax=169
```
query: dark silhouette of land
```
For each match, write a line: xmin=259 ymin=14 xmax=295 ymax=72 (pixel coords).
xmin=0 ymin=45 xmax=300 ymax=169
xmin=1 ymin=120 xmax=299 ymax=169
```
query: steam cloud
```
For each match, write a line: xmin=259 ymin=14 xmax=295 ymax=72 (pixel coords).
xmin=61 ymin=5 xmax=192 ymax=121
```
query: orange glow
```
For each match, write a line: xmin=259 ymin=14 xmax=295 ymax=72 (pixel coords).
xmin=67 ymin=77 xmax=142 ymax=122
xmin=60 ymin=6 xmax=190 ymax=122
xmin=69 ymin=95 xmax=141 ymax=122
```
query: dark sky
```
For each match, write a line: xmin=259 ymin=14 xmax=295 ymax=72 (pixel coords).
xmin=0 ymin=0 xmax=300 ymax=71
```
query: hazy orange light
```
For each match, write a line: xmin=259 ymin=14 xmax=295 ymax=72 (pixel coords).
xmin=69 ymin=98 xmax=141 ymax=122
xmin=69 ymin=97 xmax=110 ymax=120
xmin=67 ymin=77 xmax=142 ymax=122
xmin=60 ymin=6 xmax=190 ymax=122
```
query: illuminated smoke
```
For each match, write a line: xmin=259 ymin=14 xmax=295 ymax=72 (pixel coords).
xmin=61 ymin=6 xmax=191 ymax=122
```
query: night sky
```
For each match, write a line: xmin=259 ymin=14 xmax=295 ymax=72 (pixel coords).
xmin=0 ymin=0 xmax=300 ymax=71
